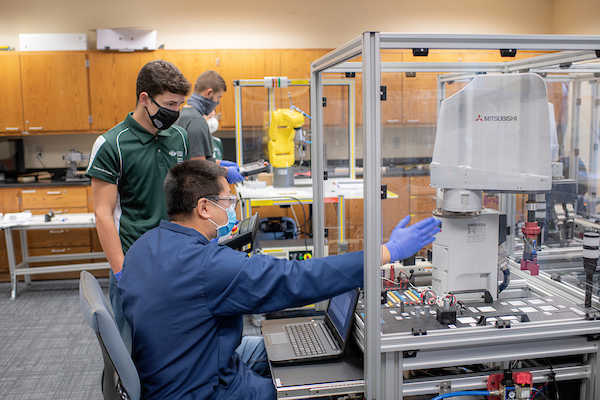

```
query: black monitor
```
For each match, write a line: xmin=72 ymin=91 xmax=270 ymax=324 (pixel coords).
xmin=0 ymin=139 xmax=25 ymax=181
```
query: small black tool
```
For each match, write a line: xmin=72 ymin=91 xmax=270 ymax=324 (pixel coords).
xmin=45 ymin=210 xmax=54 ymax=222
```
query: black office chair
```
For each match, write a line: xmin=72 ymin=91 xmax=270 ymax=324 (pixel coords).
xmin=79 ymin=271 xmax=141 ymax=400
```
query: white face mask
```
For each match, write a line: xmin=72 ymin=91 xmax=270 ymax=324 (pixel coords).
xmin=207 ymin=117 xmax=219 ymax=134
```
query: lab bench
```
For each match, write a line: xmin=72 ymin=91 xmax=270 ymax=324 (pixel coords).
xmin=0 ymin=182 xmax=105 ymax=283
xmin=3 ymin=213 xmax=107 ymax=300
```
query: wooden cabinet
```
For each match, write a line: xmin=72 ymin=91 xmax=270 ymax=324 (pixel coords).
xmin=20 ymin=187 xmax=88 ymax=214
xmin=0 ymin=48 xmax=564 ymax=138
xmin=401 ymin=51 xmax=463 ymax=125
xmin=20 ymin=52 xmax=91 ymax=132
xmin=0 ymin=187 xmax=21 ymax=213
xmin=380 ymin=50 xmax=463 ymax=126
xmin=0 ymin=53 xmax=25 ymax=134
xmin=408 ymin=175 xmax=436 ymax=223
xmin=27 ymin=228 xmax=90 ymax=247
xmin=218 ymin=50 xmax=283 ymax=128
xmin=88 ymin=50 xmax=161 ymax=132
xmin=276 ymin=49 xmax=331 ymax=123
xmin=87 ymin=49 xmax=332 ymax=131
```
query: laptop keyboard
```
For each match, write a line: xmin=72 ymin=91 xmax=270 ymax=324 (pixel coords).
xmin=284 ymin=323 xmax=326 ymax=356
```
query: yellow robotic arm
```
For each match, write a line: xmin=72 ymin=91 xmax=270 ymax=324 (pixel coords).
xmin=268 ymin=108 xmax=305 ymax=169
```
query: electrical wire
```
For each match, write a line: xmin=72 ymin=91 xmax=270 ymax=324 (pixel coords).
xmin=381 ymin=277 xmax=396 ymax=285
xmin=420 ymin=289 xmax=437 ymax=305
xmin=530 ymin=383 xmax=549 ymax=399
xmin=430 ymin=391 xmax=491 ymax=400
xmin=282 ymin=196 xmax=308 ymax=254
xmin=36 ymin=154 xmax=46 ymax=169
xmin=442 ymin=294 xmax=457 ymax=307
xmin=289 ymin=204 xmax=300 ymax=235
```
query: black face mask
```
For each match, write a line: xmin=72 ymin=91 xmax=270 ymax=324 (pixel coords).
xmin=145 ymin=95 xmax=180 ymax=130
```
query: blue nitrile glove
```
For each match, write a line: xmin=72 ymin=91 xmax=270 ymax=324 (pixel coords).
xmin=384 ymin=216 xmax=441 ymax=262
xmin=220 ymin=160 xmax=238 ymax=168
xmin=114 ymin=270 xmax=122 ymax=282
xmin=226 ymin=166 xmax=244 ymax=184
xmin=210 ymin=238 xmax=218 ymax=243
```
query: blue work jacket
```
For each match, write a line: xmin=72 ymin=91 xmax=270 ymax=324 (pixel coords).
xmin=118 ymin=220 xmax=364 ymax=400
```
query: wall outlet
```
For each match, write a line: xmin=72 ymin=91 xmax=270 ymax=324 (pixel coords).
xmin=36 ymin=146 xmax=44 ymax=159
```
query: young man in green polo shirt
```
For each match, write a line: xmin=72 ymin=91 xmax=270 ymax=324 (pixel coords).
xmin=85 ymin=60 xmax=192 ymax=352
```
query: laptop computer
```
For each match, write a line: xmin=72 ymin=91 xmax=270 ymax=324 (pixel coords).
xmin=261 ymin=288 xmax=360 ymax=365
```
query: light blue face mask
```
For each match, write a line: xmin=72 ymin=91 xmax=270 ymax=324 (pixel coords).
xmin=209 ymin=201 xmax=237 ymax=238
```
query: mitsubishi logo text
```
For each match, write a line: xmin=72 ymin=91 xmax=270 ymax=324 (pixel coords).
xmin=475 ymin=114 xmax=518 ymax=122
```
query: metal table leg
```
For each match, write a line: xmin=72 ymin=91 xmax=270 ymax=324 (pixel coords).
xmin=5 ymin=227 xmax=17 ymax=300
xmin=20 ymin=230 xmax=31 ymax=285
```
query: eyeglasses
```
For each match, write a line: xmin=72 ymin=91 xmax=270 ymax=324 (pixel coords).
xmin=205 ymin=195 xmax=238 ymax=211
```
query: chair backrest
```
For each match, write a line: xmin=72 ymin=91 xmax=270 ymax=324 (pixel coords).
xmin=79 ymin=271 xmax=141 ymax=400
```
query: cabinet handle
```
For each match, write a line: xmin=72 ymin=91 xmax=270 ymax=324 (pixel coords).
xmin=51 ymin=249 xmax=67 ymax=253
xmin=46 ymin=191 xmax=62 ymax=195
xmin=5 ymin=127 xmax=20 ymax=131
xmin=407 ymin=119 xmax=419 ymax=123
xmin=49 ymin=230 xmax=65 ymax=234
xmin=22 ymin=190 xmax=36 ymax=194
xmin=29 ymin=127 xmax=43 ymax=131
xmin=54 ymin=210 xmax=64 ymax=214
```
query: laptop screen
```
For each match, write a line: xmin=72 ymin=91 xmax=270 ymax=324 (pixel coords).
xmin=326 ymin=289 xmax=359 ymax=342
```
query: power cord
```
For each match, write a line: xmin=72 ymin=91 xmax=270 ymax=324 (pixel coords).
xmin=282 ymin=196 xmax=309 ymax=255
xmin=547 ymin=367 xmax=559 ymax=400
xmin=37 ymin=153 xmax=46 ymax=169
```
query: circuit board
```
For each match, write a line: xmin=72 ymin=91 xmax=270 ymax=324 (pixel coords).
xmin=356 ymin=292 xmax=591 ymax=334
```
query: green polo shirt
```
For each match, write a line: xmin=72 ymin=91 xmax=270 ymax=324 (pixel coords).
xmin=86 ymin=112 xmax=190 ymax=253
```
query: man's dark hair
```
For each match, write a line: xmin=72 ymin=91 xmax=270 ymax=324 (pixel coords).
xmin=136 ymin=60 xmax=191 ymax=102
xmin=194 ymin=70 xmax=227 ymax=94
xmin=164 ymin=159 xmax=228 ymax=220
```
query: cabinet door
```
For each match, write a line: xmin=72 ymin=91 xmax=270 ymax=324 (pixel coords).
xmin=0 ymin=188 xmax=21 ymax=213
xmin=276 ymin=49 xmax=331 ymax=117
xmin=381 ymin=51 xmax=404 ymax=127
xmin=27 ymin=228 xmax=91 ymax=248
xmin=20 ymin=52 xmax=90 ymax=132
xmin=217 ymin=50 xmax=282 ymax=128
xmin=89 ymin=51 xmax=161 ymax=132
xmin=0 ymin=53 xmax=25 ymax=134
xmin=401 ymin=51 xmax=462 ymax=125
xmin=20 ymin=187 xmax=88 ymax=211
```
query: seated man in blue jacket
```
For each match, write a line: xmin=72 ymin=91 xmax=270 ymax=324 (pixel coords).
xmin=118 ymin=159 xmax=441 ymax=400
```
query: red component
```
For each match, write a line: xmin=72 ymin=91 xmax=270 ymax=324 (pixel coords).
xmin=486 ymin=373 xmax=503 ymax=400
xmin=390 ymin=265 xmax=395 ymax=284
xmin=520 ymin=259 xmax=540 ymax=275
xmin=487 ymin=372 xmax=533 ymax=399
xmin=522 ymin=221 xmax=540 ymax=236
xmin=231 ymin=225 xmax=239 ymax=234
xmin=514 ymin=372 xmax=533 ymax=386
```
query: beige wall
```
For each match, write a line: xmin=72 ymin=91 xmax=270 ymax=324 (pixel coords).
xmin=553 ymin=0 xmax=600 ymax=35
xmin=0 ymin=0 xmax=567 ymax=51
